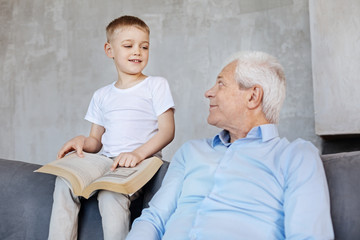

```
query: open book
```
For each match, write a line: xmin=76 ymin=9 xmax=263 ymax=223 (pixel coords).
xmin=35 ymin=152 xmax=163 ymax=199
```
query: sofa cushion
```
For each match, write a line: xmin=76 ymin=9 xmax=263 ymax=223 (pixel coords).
xmin=0 ymin=158 xmax=103 ymax=240
xmin=322 ymin=151 xmax=360 ymax=240
xmin=0 ymin=159 xmax=57 ymax=239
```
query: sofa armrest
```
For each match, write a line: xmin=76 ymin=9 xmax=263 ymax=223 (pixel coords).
xmin=0 ymin=159 xmax=56 ymax=240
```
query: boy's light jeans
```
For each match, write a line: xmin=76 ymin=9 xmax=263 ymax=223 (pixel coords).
xmin=48 ymin=177 xmax=130 ymax=240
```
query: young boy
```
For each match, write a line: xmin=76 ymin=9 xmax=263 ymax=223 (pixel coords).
xmin=48 ymin=16 xmax=175 ymax=240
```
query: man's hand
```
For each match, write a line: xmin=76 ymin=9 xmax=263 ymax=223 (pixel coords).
xmin=111 ymin=152 xmax=143 ymax=170
xmin=57 ymin=135 xmax=86 ymax=159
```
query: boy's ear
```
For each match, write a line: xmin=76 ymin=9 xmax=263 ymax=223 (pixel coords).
xmin=104 ymin=42 xmax=114 ymax=59
xmin=247 ymin=84 xmax=264 ymax=109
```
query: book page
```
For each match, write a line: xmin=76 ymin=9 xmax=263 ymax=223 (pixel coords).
xmin=81 ymin=157 xmax=163 ymax=197
xmin=93 ymin=157 xmax=158 ymax=185
xmin=47 ymin=153 xmax=113 ymax=189
xmin=95 ymin=167 xmax=137 ymax=184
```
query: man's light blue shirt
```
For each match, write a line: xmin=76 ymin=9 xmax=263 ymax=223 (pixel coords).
xmin=127 ymin=124 xmax=334 ymax=240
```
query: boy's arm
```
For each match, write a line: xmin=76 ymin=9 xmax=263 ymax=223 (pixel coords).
xmin=57 ymin=123 xmax=104 ymax=159
xmin=111 ymin=108 xmax=175 ymax=169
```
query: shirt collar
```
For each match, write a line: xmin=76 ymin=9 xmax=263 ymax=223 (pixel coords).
xmin=212 ymin=130 xmax=232 ymax=147
xmin=211 ymin=124 xmax=279 ymax=147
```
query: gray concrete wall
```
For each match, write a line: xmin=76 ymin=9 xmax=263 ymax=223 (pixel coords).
xmin=1 ymin=0 xmax=319 ymax=164
xmin=309 ymin=0 xmax=360 ymax=135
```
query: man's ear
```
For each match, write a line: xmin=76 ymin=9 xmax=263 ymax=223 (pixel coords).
xmin=247 ymin=84 xmax=263 ymax=109
xmin=104 ymin=42 xmax=114 ymax=59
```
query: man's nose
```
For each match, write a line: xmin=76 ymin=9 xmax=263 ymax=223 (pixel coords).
xmin=205 ymin=86 xmax=215 ymax=98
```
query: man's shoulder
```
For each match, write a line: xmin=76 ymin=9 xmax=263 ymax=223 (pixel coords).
xmin=179 ymin=138 xmax=213 ymax=150
xmin=279 ymin=138 xmax=321 ymax=169
xmin=171 ymin=138 xmax=214 ymax=163
xmin=285 ymin=138 xmax=319 ymax=154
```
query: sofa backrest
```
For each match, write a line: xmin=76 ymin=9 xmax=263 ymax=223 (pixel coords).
xmin=322 ymin=151 xmax=360 ymax=240
xmin=2 ymin=151 xmax=360 ymax=240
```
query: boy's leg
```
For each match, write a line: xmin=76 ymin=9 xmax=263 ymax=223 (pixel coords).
xmin=48 ymin=177 xmax=81 ymax=240
xmin=97 ymin=191 xmax=131 ymax=240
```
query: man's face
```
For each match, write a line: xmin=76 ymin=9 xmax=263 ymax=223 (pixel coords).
xmin=205 ymin=61 xmax=249 ymax=130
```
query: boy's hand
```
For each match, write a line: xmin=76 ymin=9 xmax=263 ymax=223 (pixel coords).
xmin=57 ymin=136 xmax=86 ymax=159
xmin=111 ymin=152 xmax=143 ymax=170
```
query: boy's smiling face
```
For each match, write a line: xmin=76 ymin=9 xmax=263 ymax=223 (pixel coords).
xmin=105 ymin=26 xmax=149 ymax=76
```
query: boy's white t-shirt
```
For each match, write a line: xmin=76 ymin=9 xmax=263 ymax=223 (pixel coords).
xmin=85 ymin=76 xmax=175 ymax=157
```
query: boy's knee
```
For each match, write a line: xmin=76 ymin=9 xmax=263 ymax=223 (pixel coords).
xmin=55 ymin=176 xmax=68 ymax=188
xmin=54 ymin=177 xmax=73 ymax=194
xmin=53 ymin=177 xmax=80 ymax=203
xmin=97 ymin=191 xmax=130 ymax=207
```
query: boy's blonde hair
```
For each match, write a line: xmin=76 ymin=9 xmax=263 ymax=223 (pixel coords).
xmin=106 ymin=15 xmax=150 ymax=42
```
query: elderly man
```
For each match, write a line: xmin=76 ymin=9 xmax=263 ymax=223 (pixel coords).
xmin=126 ymin=51 xmax=334 ymax=240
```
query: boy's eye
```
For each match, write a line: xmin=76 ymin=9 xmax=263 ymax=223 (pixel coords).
xmin=123 ymin=45 xmax=132 ymax=48
xmin=142 ymin=46 xmax=149 ymax=50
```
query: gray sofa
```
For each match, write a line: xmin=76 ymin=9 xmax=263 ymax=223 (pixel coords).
xmin=1 ymin=151 xmax=360 ymax=240
xmin=0 ymin=158 xmax=169 ymax=240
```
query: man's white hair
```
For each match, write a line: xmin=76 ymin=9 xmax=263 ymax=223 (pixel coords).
xmin=224 ymin=51 xmax=286 ymax=124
